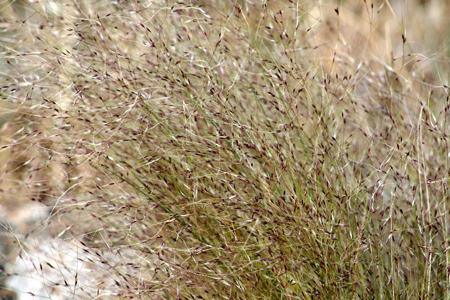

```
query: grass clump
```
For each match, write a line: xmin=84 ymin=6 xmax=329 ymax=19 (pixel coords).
xmin=2 ymin=0 xmax=450 ymax=299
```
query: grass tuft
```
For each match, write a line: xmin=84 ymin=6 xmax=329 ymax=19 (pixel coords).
xmin=1 ymin=0 xmax=450 ymax=298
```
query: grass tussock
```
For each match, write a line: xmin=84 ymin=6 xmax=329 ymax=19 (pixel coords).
xmin=1 ymin=0 xmax=450 ymax=299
